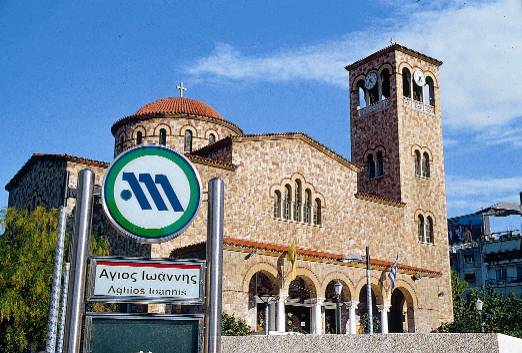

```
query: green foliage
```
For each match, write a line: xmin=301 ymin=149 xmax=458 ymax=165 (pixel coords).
xmin=437 ymin=272 xmax=522 ymax=338
xmin=222 ymin=312 xmax=252 ymax=336
xmin=0 ymin=207 xmax=111 ymax=352
xmin=359 ymin=312 xmax=381 ymax=334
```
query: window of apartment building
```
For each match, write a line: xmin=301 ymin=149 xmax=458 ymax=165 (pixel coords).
xmin=496 ymin=268 xmax=507 ymax=281
xmin=517 ymin=267 xmax=522 ymax=281
xmin=464 ymin=254 xmax=475 ymax=264
xmin=464 ymin=273 xmax=476 ymax=284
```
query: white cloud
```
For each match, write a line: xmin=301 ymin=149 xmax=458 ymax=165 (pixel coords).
xmin=446 ymin=175 xmax=522 ymax=214
xmin=187 ymin=0 xmax=522 ymax=132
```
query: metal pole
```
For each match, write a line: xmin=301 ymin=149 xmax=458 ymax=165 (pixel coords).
xmin=45 ymin=207 xmax=67 ymax=353
xmin=479 ymin=310 xmax=484 ymax=333
xmin=63 ymin=169 xmax=95 ymax=353
xmin=204 ymin=178 xmax=224 ymax=353
xmin=264 ymin=303 xmax=270 ymax=336
xmin=366 ymin=246 xmax=373 ymax=334
xmin=56 ymin=263 xmax=70 ymax=353
xmin=335 ymin=299 xmax=341 ymax=334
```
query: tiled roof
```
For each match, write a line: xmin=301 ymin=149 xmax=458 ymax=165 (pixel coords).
xmin=224 ymin=237 xmax=442 ymax=277
xmin=134 ymin=97 xmax=224 ymax=120
xmin=345 ymin=43 xmax=443 ymax=71
xmin=186 ymin=154 xmax=237 ymax=171
xmin=111 ymin=97 xmax=243 ymax=136
xmin=6 ymin=153 xmax=109 ymax=191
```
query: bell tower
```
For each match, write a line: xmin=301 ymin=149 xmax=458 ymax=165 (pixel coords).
xmin=346 ymin=44 xmax=452 ymax=325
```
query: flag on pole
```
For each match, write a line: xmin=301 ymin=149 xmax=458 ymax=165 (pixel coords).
xmin=388 ymin=254 xmax=399 ymax=289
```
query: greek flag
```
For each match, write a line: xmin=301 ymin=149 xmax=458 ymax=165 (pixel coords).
xmin=388 ymin=254 xmax=399 ymax=289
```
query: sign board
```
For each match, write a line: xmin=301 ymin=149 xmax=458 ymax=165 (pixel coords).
xmin=89 ymin=258 xmax=204 ymax=304
xmin=84 ymin=313 xmax=203 ymax=353
xmin=102 ymin=145 xmax=202 ymax=243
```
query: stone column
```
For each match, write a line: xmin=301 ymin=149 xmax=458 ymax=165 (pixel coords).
xmin=346 ymin=301 xmax=359 ymax=334
xmin=312 ymin=297 xmax=325 ymax=334
xmin=276 ymin=293 xmax=288 ymax=332
xmin=377 ymin=304 xmax=391 ymax=334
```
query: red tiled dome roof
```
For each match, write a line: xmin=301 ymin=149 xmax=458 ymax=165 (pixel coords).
xmin=134 ymin=97 xmax=224 ymax=120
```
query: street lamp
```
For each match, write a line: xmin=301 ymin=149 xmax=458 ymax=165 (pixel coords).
xmin=334 ymin=281 xmax=343 ymax=334
xmin=475 ymin=298 xmax=484 ymax=333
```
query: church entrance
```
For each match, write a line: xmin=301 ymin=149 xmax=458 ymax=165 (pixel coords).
xmin=323 ymin=280 xmax=351 ymax=334
xmin=389 ymin=288 xmax=415 ymax=333
xmin=286 ymin=276 xmax=315 ymax=334
xmin=358 ymin=284 xmax=381 ymax=333
xmin=248 ymin=271 xmax=278 ymax=333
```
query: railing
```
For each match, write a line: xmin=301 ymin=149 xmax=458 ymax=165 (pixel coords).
xmin=402 ymin=96 xmax=435 ymax=115
xmin=357 ymin=98 xmax=390 ymax=117
xmin=485 ymin=277 xmax=522 ymax=287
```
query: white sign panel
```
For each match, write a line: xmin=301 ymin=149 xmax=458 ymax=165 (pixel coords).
xmin=89 ymin=258 xmax=204 ymax=304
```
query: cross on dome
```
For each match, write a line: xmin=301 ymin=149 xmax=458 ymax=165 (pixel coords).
xmin=177 ymin=81 xmax=187 ymax=97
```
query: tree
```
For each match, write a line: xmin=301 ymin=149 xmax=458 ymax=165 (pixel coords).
xmin=222 ymin=313 xmax=252 ymax=336
xmin=0 ymin=207 xmax=110 ymax=352
xmin=437 ymin=272 xmax=522 ymax=338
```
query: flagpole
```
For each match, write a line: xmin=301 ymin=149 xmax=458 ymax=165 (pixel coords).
xmin=366 ymin=246 xmax=373 ymax=334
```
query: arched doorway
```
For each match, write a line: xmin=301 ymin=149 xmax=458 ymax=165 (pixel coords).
xmin=286 ymin=276 xmax=316 ymax=333
xmin=324 ymin=280 xmax=351 ymax=334
xmin=389 ymin=287 xmax=415 ymax=333
xmin=248 ymin=271 xmax=278 ymax=333
xmin=358 ymin=284 xmax=382 ymax=333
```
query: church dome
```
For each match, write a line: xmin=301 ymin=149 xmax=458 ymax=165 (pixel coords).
xmin=134 ymin=97 xmax=224 ymax=120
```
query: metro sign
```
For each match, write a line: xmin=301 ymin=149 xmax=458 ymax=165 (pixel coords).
xmin=102 ymin=145 xmax=202 ymax=243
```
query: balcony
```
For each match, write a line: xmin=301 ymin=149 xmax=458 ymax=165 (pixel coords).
xmin=357 ymin=98 xmax=390 ymax=117
xmin=402 ymin=96 xmax=435 ymax=115
xmin=485 ymin=276 xmax=522 ymax=287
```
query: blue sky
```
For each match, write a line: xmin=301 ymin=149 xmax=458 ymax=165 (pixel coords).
xmin=1 ymin=0 xmax=521 ymax=230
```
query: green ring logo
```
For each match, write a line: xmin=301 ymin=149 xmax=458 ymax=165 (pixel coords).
xmin=102 ymin=145 xmax=202 ymax=243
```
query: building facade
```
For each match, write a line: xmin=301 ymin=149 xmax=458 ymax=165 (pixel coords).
xmin=6 ymin=44 xmax=453 ymax=333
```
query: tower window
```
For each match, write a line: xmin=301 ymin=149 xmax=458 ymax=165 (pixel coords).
xmin=426 ymin=216 xmax=434 ymax=244
xmin=402 ymin=68 xmax=411 ymax=98
xmin=159 ymin=128 xmax=167 ymax=145
xmin=414 ymin=150 xmax=421 ymax=177
xmin=313 ymin=198 xmax=322 ymax=225
xmin=357 ymin=80 xmax=367 ymax=109
xmin=367 ymin=153 xmax=376 ymax=179
xmin=118 ymin=134 xmax=125 ymax=152
xmin=136 ymin=131 xmax=143 ymax=145
xmin=422 ymin=152 xmax=430 ymax=178
xmin=425 ymin=77 xmax=435 ymax=106
xmin=273 ymin=190 xmax=282 ymax=219
xmin=413 ymin=76 xmax=423 ymax=102
xmin=376 ymin=151 xmax=384 ymax=177
xmin=418 ymin=214 xmax=425 ymax=242
xmin=208 ymin=133 xmax=216 ymax=144
xmin=380 ymin=69 xmax=390 ymax=100
xmin=368 ymin=80 xmax=379 ymax=105
xmin=184 ymin=130 xmax=193 ymax=152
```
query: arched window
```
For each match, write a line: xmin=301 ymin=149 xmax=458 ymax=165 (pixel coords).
xmin=294 ymin=180 xmax=302 ymax=222
xmin=414 ymin=150 xmax=421 ymax=177
xmin=367 ymin=153 xmax=376 ymax=179
xmin=402 ymin=68 xmax=411 ymax=98
xmin=418 ymin=214 xmax=425 ymax=242
xmin=368 ymin=77 xmax=379 ymax=105
xmin=313 ymin=198 xmax=322 ymax=225
xmin=413 ymin=75 xmax=423 ymax=102
xmin=184 ymin=130 xmax=193 ymax=152
xmin=208 ymin=133 xmax=216 ymax=144
xmin=118 ymin=135 xmax=125 ymax=152
xmin=159 ymin=128 xmax=167 ymax=146
xmin=380 ymin=69 xmax=390 ymax=100
xmin=357 ymin=80 xmax=367 ymax=109
xmin=304 ymin=189 xmax=312 ymax=224
xmin=425 ymin=76 xmax=435 ymax=106
xmin=426 ymin=216 xmax=434 ymax=244
xmin=422 ymin=152 xmax=430 ymax=177
xmin=274 ymin=191 xmax=282 ymax=219
xmin=284 ymin=184 xmax=292 ymax=220
xmin=376 ymin=151 xmax=384 ymax=177
xmin=136 ymin=131 xmax=143 ymax=145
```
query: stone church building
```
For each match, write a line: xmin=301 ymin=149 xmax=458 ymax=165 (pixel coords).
xmin=6 ymin=44 xmax=452 ymax=334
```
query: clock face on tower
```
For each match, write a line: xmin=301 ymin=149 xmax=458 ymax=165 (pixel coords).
xmin=413 ymin=69 xmax=425 ymax=87
xmin=364 ymin=72 xmax=378 ymax=90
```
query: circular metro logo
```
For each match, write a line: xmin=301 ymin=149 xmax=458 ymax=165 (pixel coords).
xmin=102 ymin=145 xmax=202 ymax=243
